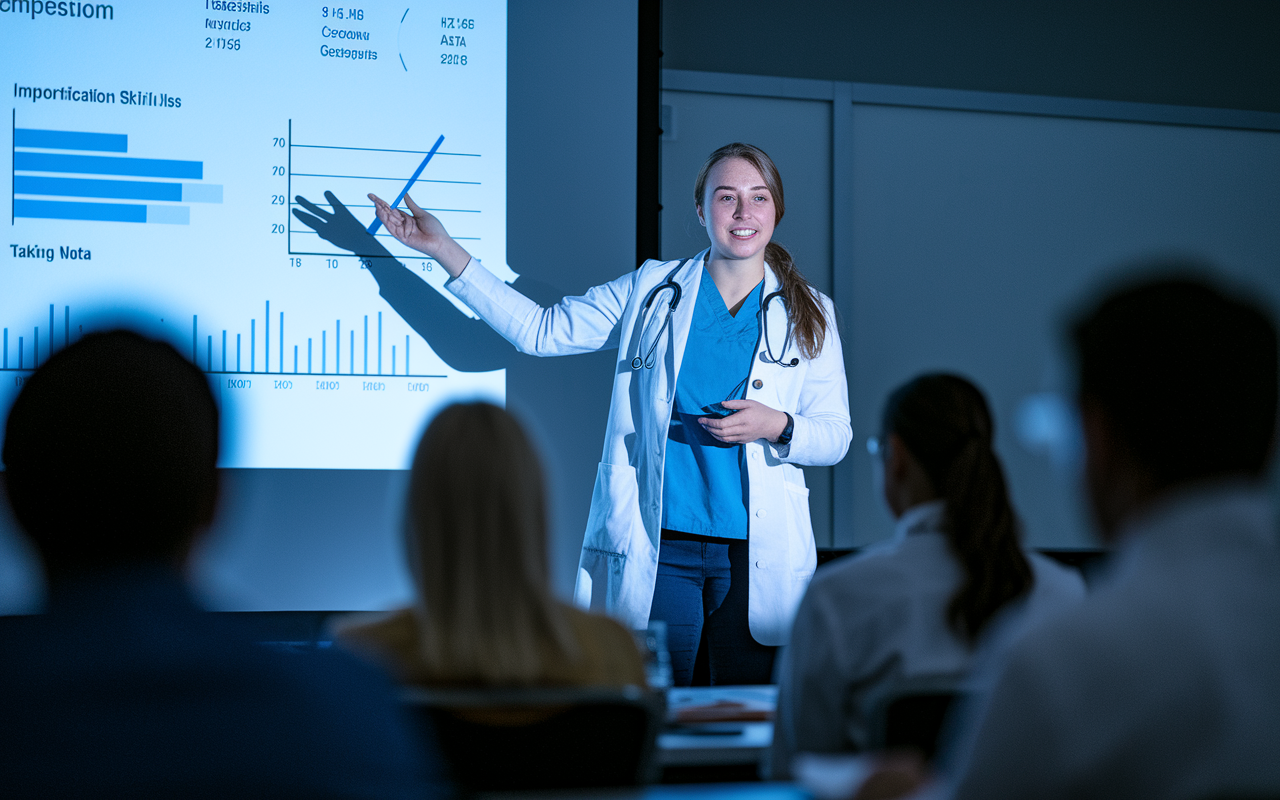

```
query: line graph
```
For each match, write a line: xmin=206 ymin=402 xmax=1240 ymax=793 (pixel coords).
xmin=367 ymin=134 xmax=444 ymax=236
xmin=286 ymin=120 xmax=483 ymax=259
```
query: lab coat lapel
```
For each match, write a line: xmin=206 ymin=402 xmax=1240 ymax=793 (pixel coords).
xmin=759 ymin=262 xmax=786 ymax=365
xmin=626 ymin=251 xmax=708 ymax=549
xmin=666 ymin=250 xmax=708 ymax=384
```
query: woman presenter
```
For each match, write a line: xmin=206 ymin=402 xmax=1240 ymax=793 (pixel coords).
xmin=370 ymin=143 xmax=851 ymax=685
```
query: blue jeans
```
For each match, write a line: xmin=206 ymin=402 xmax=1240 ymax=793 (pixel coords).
xmin=648 ymin=531 xmax=777 ymax=686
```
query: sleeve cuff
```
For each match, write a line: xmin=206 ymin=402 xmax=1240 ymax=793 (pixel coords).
xmin=443 ymin=256 xmax=478 ymax=290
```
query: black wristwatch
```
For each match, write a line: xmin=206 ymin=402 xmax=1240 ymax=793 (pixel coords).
xmin=776 ymin=412 xmax=795 ymax=446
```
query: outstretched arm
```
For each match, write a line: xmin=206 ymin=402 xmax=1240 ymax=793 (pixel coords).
xmin=302 ymin=190 xmax=634 ymax=360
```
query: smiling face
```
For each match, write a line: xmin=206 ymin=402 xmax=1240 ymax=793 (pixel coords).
xmin=697 ymin=157 xmax=777 ymax=266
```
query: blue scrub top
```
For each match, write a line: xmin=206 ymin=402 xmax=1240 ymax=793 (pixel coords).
xmin=661 ymin=268 xmax=764 ymax=539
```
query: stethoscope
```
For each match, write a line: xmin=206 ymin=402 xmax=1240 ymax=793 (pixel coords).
xmin=630 ymin=267 xmax=800 ymax=370
xmin=761 ymin=289 xmax=801 ymax=368
xmin=630 ymin=271 xmax=683 ymax=369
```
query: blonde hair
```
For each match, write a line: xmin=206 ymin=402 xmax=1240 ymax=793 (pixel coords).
xmin=694 ymin=142 xmax=831 ymax=359
xmin=406 ymin=402 xmax=577 ymax=684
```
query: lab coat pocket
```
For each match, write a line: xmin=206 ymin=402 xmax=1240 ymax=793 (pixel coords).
xmin=583 ymin=462 xmax=647 ymax=554
xmin=783 ymin=481 xmax=817 ymax=577
xmin=577 ymin=462 xmax=649 ymax=616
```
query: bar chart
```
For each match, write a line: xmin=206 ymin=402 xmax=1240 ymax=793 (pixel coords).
xmin=12 ymin=125 xmax=222 ymax=225
xmin=189 ymin=301 xmax=441 ymax=378
xmin=0 ymin=301 xmax=442 ymax=379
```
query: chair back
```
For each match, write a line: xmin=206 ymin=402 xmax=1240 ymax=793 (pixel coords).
xmin=867 ymin=675 xmax=963 ymax=763
xmin=403 ymin=684 xmax=664 ymax=792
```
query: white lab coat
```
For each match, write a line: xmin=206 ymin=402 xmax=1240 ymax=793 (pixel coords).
xmin=445 ymin=251 xmax=851 ymax=645
xmin=769 ymin=501 xmax=1086 ymax=777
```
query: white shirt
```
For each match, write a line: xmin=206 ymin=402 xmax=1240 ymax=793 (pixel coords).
xmin=941 ymin=482 xmax=1280 ymax=800
xmin=770 ymin=501 xmax=1086 ymax=778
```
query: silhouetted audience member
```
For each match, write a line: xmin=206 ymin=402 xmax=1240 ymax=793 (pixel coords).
xmin=334 ymin=402 xmax=647 ymax=688
xmin=771 ymin=374 xmax=1084 ymax=777
xmin=912 ymin=275 xmax=1280 ymax=799
xmin=0 ymin=330 xmax=445 ymax=799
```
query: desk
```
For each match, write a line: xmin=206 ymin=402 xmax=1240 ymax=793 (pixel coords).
xmin=658 ymin=686 xmax=776 ymax=770
xmin=476 ymin=783 xmax=809 ymax=800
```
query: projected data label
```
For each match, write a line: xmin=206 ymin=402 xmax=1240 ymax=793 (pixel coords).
xmin=1 ymin=0 xmax=509 ymax=469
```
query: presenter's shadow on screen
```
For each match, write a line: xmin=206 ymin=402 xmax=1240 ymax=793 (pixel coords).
xmin=292 ymin=191 xmax=562 ymax=374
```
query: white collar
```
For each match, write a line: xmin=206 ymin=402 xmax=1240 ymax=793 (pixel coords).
xmin=893 ymin=499 xmax=947 ymax=541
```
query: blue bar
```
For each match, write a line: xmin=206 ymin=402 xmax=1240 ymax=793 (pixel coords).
xmin=182 ymin=184 xmax=223 ymax=203
xmin=15 ymin=128 xmax=128 ymax=152
xmin=15 ymin=199 xmax=145 ymax=223
xmin=15 ymin=151 xmax=202 ymax=179
xmin=146 ymin=205 xmax=189 ymax=224
xmin=15 ymin=175 xmax=182 ymax=201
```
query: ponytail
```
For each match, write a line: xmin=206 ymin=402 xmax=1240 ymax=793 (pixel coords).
xmin=763 ymin=240 xmax=829 ymax=360
xmin=695 ymin=143 xmax=831 ymax=359
xmin=883 ymin=374 xmax=1034 ymax=643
